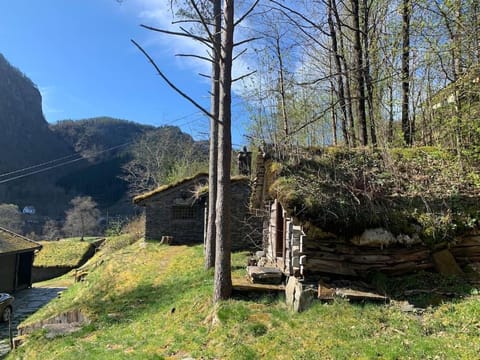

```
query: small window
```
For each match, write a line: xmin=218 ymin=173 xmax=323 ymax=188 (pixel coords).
xmin=172 ymin=206 xmax=195 ymax=220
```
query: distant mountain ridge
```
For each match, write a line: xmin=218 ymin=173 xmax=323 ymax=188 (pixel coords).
xmin=51 ymin=117 xmax=155 ymax=160
xmin=0 ymin=53 xmax=206 ymax=221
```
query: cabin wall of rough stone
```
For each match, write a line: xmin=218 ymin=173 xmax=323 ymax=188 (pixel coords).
xmin=144 ymin=186 xmax=205 ymax=245
xmin=231 ymin=180 xmax=262 ymax=251
xmin=142 ymin=179 xmax=260 ymax=249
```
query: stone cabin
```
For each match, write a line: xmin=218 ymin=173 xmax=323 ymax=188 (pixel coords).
xmin=133 ymin=173 xmax=259 ymax=251
xmin=0 ymin=226 xmax=42 ymax=293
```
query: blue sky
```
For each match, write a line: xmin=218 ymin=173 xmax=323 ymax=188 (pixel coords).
xmin=0 ymin=0 xmax=249 ymax=146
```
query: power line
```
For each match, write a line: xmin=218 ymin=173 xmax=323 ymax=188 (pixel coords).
xmin=0 ymin=152 xmax=82 ymax=179
xmin=0 ymin=142 xmax=131 ymax=185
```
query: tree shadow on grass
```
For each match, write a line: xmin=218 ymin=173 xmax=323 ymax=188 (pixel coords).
xmin=371 ymin=270 xmax=479 ymax=308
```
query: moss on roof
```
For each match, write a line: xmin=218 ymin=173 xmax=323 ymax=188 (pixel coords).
xmin=34 ymin=240 xmax=93 ymax=268
xmin=133 ymin=173 xmax=209 ymax=204
xmin=0 ymin=227 xmax=42 ymax=255
xmin=133 ymin=173 xmax=250 ymax=204
xmin=269 ymin=146 xmax=480 ymax=244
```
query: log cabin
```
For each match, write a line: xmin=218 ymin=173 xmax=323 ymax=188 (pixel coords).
xmin=253 ymin=147 xmax=480 ymax=282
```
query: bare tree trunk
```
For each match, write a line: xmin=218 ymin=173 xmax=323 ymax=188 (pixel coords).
xmin=327 ymin=0 xmax=349 ymax=146
xmin=329 ymin=71 xmax=338 ymax=145
xmin=388 ymin=81 xmax=394 ymax=143
xmin=362 ymin=0 xmax=376 ymax=146
xmin=332 ymin=0 xmax=356 ymax=146
xmin=352 ymin=0 xmax=368 ymax=146
xmin=275 ymin=36 xmax=289 ymax=139
xmin=401 ymin=0 xmax=412 ymax=145
xmin=452 ymin=0 xmax=463 ymax=153
xmin=214 ymin=0 xmax=234 ymax=303
xmin=205 ymin=0 xmax=221 ymax=270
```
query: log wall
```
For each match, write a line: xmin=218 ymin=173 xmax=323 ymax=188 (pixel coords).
xmin=298 ymin=233 xmax=480 ymax=280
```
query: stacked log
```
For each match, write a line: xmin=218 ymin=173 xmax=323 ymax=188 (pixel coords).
xmin=301 ymin=233 xmax=480 ymax=279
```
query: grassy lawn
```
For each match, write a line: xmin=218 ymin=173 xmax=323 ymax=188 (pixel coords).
xmin=11 ymin=239 xmax=480 ymax=360
xmin=34 ymin=239 xmax=95 ymax=268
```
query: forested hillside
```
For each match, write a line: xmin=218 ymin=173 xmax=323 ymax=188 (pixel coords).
xmin=0 ymin=54 xmax=208 ymax=236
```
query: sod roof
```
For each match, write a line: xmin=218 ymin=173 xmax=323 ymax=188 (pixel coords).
xmin=268 ymin=146 xmax=480 ymax=243
xmin=133 ymin=173 xmax=250 ymax=204
xmin=133 ymin=173 xmax=209 ymax=204
xmin=0 ymin=227 xmax=42 ymax=255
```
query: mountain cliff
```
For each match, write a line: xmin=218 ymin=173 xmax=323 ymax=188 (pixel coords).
xmin=0 ymin=54 xmax=207 ymax=224
xmin=0 ymin=54 xmax=73 ymax=172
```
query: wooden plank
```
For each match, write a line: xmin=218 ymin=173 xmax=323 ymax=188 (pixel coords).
xmin=335 ymin=288 xmax=389 ymax=303
xmin=233 ymin=278 xmax=285 ymax=293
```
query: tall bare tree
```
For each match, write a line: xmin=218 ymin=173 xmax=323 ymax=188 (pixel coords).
xmin=205 ymin=0 xmax=222 ymax=270
xmin=401 ymin=0 xmax=412 ymax=145
xmin=327 ymin=0 xmax=349 ymax=145
xmin=214 ymin=0 xmax=235 ymax=302
xmin=352 ymin=0 xmax=368 ymax=146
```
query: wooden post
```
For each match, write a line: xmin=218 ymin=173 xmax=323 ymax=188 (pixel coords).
xmin=9 ymin=312 xmax=13 ymax=349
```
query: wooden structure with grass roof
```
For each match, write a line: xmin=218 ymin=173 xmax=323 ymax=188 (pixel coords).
xmin=0 ymin=226 xmax=42 ymax=293
xmin=253 ymin=146 xmax=480 ymax=281
xmin=134 ymin=173 xmax=259 ymax=250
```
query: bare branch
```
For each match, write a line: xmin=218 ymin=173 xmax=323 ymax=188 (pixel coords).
xmin=176 ymin=53 xmax=213 ymax=63
xmin=131 ymin=39 xmax=213 ymax=121
xmin=233 ymin=70 xmax=257 ymax=83
xmin=234 ymin=0 xmax=260 ymax=27
xmin=188 ymin=0 xmax=215 ymax=42
xmin=234 ymin=37 xmax=261 ymax=48
xmin=232 ymin=48 xmax=248 ymax=61
xmin=270 ymin=0 xmax=329 ymax=36
xmin=140 ymin=24 xmax=213 ymax=49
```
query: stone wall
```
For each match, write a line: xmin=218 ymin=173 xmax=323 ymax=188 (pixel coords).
xmin=141 ymin=176 xmax=262 ymax=250
xmin=231 ymin=179 xmax=263 ymax=251
xmin=144 ymin=186 xmax=206 ymax=245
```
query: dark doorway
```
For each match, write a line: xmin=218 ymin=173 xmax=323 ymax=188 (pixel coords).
xmin=16 ymin=252 xmax=34 ymax=290
xmin=275 ymin=201 xmax=284 ymax=258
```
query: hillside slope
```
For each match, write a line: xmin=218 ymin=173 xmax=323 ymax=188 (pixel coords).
xmin=10 ymin=240 xmax=480 ymax=360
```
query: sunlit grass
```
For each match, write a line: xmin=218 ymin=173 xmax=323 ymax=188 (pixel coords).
xmin=11 ymin=241 xmax=480 ymax=360
xmin=34 ymin=240 xmax=93 ymax=267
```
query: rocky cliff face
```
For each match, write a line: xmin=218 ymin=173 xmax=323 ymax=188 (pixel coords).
xmin=0 ymin=53 xmax=73 ymax=172
xmin=0 ymin=54 xmax=75 ymax=216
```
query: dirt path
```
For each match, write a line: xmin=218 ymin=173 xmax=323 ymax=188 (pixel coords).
xmin=0 ymin=286 xmax=66 ymax=358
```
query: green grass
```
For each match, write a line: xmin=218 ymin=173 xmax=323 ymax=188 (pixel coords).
xmin=11 ymin=241 xmax=480 ymax=360
xmin=34 ymin=239 xmax=94 ymax=268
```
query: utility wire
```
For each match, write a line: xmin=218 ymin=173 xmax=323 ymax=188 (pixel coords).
xmin=0 ymin=142 xmax=131 ymax=185
xmin=0 ymin=152 xmax=83 ymax=179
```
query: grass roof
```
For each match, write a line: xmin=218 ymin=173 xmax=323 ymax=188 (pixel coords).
xmin=34 ymin=239 xmax=93 ymax=268
xmin=0 ymin=227 xmax=41 ymax=255
xmin=269 ymin=146 xmax=480 ymax=244
xmin=133 ymin=173 xmax=250 ymax=204
xmin=132 ymin=173 xmax=209 ymax=204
